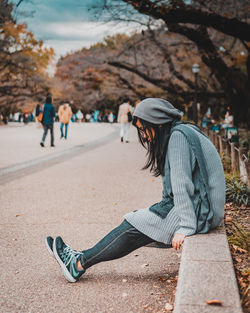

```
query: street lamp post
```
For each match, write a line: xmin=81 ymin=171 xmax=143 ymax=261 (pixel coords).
xmin=192 ymin=63 xmax=200 ymax=124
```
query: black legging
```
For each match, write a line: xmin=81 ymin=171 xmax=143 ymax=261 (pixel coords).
xmin=80 ymin=220 xmax=154 ymax=269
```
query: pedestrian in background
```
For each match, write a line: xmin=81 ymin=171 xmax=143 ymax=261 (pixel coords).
xmin=40 ymin=94 xmax=55 ymax=147
xmin=58 ymin=102 xmax=73 ymax=139
xmin=76 ymin=109 xmax=83 ymax=122
xmin=117 ymin=97 xmax=133 ymax=143
xmin=18 ymin=112 xmax=22 ymax=123
xmin=85 ymin=113 xmax=91 ymax=123
xmin=45 ymin=98 xmax=225 ymax=283
xmin=108 ymin=111 xmax=114 ymax=123
xmin=221 ymin=107 xmax=234 ymax=129
xmin=23 ymin=112 xmax=29 ymax=124
xmin=35 ymin=99 xmax=42 ymax=122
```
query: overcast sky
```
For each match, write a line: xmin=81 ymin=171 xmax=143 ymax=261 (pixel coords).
xmin=11 ymin=0 xmax=143 ymax=58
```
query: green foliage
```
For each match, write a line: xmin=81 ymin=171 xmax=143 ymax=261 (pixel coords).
xmin=225 ymin=175 xmax=250 ymax=206
xmin=227 ymin=221 xmax=250 ymax=252
xmin=220 ymin=152 xmax=232 ymax=173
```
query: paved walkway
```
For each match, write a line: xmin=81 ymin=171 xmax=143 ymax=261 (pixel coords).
xmin=0 ymin=122 xmax=180 ymax=313
xmin=0 ymin=123 xmax=118 ymax=185
xmin=0 ymin=122 xmax=116 ymax=169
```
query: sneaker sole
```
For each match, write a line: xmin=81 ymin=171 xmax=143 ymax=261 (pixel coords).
xmin=53 ymin=238 xmax=76 ymax=283
xmin=45 ymin=237 xmax=54 ymax=257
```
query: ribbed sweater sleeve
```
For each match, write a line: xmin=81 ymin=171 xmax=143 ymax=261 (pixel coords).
xmin=168 ymin=131 xmax=197 ymax=236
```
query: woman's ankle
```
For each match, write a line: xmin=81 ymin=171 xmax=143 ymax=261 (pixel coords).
xmin=76 ymin=259 xmax=84 ymax=271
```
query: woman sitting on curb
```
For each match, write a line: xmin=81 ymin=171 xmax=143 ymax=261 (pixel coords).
xmin=46 ymin=98 xmax=225 ymax=283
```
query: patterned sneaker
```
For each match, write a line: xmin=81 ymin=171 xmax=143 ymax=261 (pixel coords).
xmin=45 ymin=236 xmax=77 ymax=258
xmin=45 ymin=236 xmax=54 ymax=257
xmin=53 ymin=236 xmax=85 ymax=283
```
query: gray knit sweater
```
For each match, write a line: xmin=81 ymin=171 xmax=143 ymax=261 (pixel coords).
xmin=124 ymin=125 xmax=225 ymax=244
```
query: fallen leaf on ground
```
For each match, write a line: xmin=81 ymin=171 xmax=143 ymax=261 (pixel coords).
xmin=206 ymin=300 xmax=223 ymax=306
xmin=225 ymin=217 xmax=232 ymax=222
xmin=242 ymin=272 xmax=249 ymax=277
xmin=232 ymin=244 xmax=248 ymax=254
xmin=15 ymin=214 xmax=20 ymax=217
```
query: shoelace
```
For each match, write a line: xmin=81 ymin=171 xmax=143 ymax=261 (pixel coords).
xmin=61 ymin=246 xmax=82 ymax=266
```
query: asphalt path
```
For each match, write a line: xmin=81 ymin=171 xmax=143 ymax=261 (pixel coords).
xmin=0 ymin=123 xmax=180 ymax=313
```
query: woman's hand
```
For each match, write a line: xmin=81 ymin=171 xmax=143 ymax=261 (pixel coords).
xmin=172 ymin=233 xmax=186 ymax=250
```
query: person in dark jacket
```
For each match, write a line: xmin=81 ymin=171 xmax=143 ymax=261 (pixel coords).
xmin=35 ymin=100 xmax=42 ymax=118
xmin=40 ymin=94 xmax=56 ymax=147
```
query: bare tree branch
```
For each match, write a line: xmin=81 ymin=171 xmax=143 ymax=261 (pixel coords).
xmin=16 ymin=0 xmax=25 ymax=8
xmin=123 ymin=0 xmax=250 ymax=41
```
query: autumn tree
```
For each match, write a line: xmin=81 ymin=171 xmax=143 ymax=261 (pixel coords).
xmin=90 ymin=0 xmax=250 ymax=126
xmin=106 ymin=26 xmax=225 ymax=117
xmin=55 ymin=33 xmax=163 ymax=114
xmin=0 ymin=0 xmax=55 ymax=116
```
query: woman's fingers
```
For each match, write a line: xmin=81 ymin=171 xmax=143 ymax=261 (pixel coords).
xmin=172 ymin=238 xmax=178 ymax=250
xmin=172 ymin=233 xmax=186 ymax=250
xmin=176 ymin=240 xmax=180 ymax=250
xmin=172 ymin=240 xmax=176 ymax=250
xmin=178 ymin=239 xmax=181 ymax=250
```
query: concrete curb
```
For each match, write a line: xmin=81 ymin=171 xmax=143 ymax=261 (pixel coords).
xmin=173 ymin=225 xmax=243 ymax=313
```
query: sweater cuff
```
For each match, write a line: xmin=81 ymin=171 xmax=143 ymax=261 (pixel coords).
xmin=175 ymin=227 xmax=196 ymax=236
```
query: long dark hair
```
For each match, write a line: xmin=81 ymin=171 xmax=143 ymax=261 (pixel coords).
xmin=132 ymin=116 xmax=173 ymax=177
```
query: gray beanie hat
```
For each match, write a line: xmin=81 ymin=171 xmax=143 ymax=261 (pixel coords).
xmin=133 ymin=98 xmax=183 ymax=124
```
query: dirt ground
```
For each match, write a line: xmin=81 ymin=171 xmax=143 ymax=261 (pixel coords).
xmin=224 ymin=202 xmax=250 ymax=313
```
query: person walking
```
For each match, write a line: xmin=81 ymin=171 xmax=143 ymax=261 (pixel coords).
xmin=117 ymin=97 xmax=133 ymax=143
xmin=76 ymin=109 xmax=83 ymax=122
xmin=35 ymin=100 xmax=42 ymax=122
xmin=40 ymin=94 xmax=55 ymax=147
xmin=108 ymin=111 xmax=114 ymax=123
xmin=46 ymin=98 xmax=225 ymax=283
xmin=58 ymin=102 xmax=73 ymax=139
